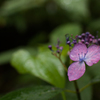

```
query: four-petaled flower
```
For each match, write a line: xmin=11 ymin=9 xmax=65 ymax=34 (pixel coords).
xmin=68 ymin=43 xmax=100 ymax=81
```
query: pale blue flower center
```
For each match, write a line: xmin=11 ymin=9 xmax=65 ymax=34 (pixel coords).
xmin=78 ymin=52 xmax=86 ymax=63
xmin=79 ymin=58 xmax=84 ymax=63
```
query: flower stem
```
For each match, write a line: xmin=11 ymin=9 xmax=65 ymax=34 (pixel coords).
xmin=79 ymin=79 xmax=99 ymax=92
xmin=69 ymin=58 xmax=81 ymax=100
xmin=58 ymin=56 xmax=68 ymax=72
xmin=79 ymin=83 xmax=90 ymax=92
xmin=54 ymin=52 xmax=81 ymax=100
xmin=53 ymin=52 xmax=68 ymax=72
xmin=73 ymin=80 xmax=81 ymax=100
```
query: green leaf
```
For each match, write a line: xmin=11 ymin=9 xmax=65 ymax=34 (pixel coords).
xmin=50 ymin=23 xmax=82 ymax=44
xmin=11 ymin=50 xmax=65 ymax=88
xmin=0 ymin=86 xmax=62 ymax=100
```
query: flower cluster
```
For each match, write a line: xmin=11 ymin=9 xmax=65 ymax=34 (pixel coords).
xmin=48 ymin=39 xmax=63 ymax=54
xmin=49 ymin=32 xmax=100 ymax=81
xmin=67 ymin=32 xmax=100 ymax=81
xmin=66 ymin=32 xmax=100 ymax=47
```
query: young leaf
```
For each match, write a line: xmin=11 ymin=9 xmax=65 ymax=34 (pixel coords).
xmin=0 ymin=86 xmax=62 ymax=100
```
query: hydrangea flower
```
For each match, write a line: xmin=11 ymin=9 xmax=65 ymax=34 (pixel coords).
xmin=48 ymin=31 xmax=100 ymax=81
xmin=68 ymin=43 xmax=100 ymax=81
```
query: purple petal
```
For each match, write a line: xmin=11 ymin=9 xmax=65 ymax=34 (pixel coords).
xmin=68 ymin=62 xmax=85 ymax=81
xmin=84 ymin=45 xmax=100 ymax=66
xmin=70 ymin=43 xmax=87 ymax=61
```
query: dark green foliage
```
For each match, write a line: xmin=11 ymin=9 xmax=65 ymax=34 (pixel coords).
xmin=0 ymin=86 xmax=62 ymax=100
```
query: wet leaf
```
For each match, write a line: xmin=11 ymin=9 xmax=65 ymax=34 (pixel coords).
xmin=11 ymin=49 xmax=65 ymax=88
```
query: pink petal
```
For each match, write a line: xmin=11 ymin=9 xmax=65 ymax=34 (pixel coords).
xmin=68 ymin=62 xmax=85 ymax=81
xmin=70 ymin=43 xmax=87 ymax=61
xmin=84 ymin=45 xmax=100 ymax=66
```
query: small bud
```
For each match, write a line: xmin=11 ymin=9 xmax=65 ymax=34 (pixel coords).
xmin=85 ymin=32 xmax=90 ymax=36
xmin=59 ymin=46 xmax=63 ymax=51
xmin=89 ymin=38 xmax=93 ymax=43
xmin=81 ymin=39 xmax=85 ymax=43
xmin=98 ymin=38 xmax=100 ymax=45
xmin=48 ymin=45 xmax=52 ymax=50
xmin=81 ymin=33 xmax=85 ymax=39
xmin=66 ymin=41 xmax=71 ymax=46
xmin=56 ymin=50 xmax=60 ymax=53
xmin=78 ymin=35 xmax=82 ymax=39
xmin=89 ymin=34 xmax=92 ymax=38
xmin=92 ymin=36 xmax=95 ymax=39
xmin=65 ymin=34 xmax=69 ymax=41
xmin=85 ymin=42 xmax=89 ymax=47
xmin=72 ymin=40 xmax=77 ymax=45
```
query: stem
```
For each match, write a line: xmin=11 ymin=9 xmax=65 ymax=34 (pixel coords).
xmin=53 ymin=52 xmax=81 ymax=100
xmin=53 ymin=52 xmax=68 ymax=72
xmin=73 ymin=80 xmax=81 ymax=100
xmin=59 ymin=56 xmax=68 ymax=72
xmin=69 ymin=58 xmax=81 ymax=100
xmin=80 ymin=80 xmax=98 ymax=92
xmin=79 ymin=83 xmax=90 ymax=92
xmin=61 ymin=91 xmax=67 ymax=100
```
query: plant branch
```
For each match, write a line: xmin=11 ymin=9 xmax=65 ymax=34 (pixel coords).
xmin=79 ymin=80 xmax=99 ymax=92
xmin=58 ymin=55 xmax=68 ymax=72
xmin=52 ymin=52 xmax=68 ymax=72
xmin=79 ymin=83 xmax=90 ymax=92
xmin=73 ymin=80 xmax=81 ymax=100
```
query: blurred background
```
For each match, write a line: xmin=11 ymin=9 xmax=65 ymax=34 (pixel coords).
xmin=0 ymin=0 xmax=100 ymax=100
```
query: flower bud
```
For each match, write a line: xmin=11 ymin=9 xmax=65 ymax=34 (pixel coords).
xmin=59 ymin=46 xmax=63 ymax=51
xmin=81 ymin=39 xmax=85 ymax=43
xmin=48 ymin=45 xmax=52 ymax=50
xmin=78 ymin=35 xmax=82 ymax=39
xmin=98 ymin=38 xmax=100 ymax=45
